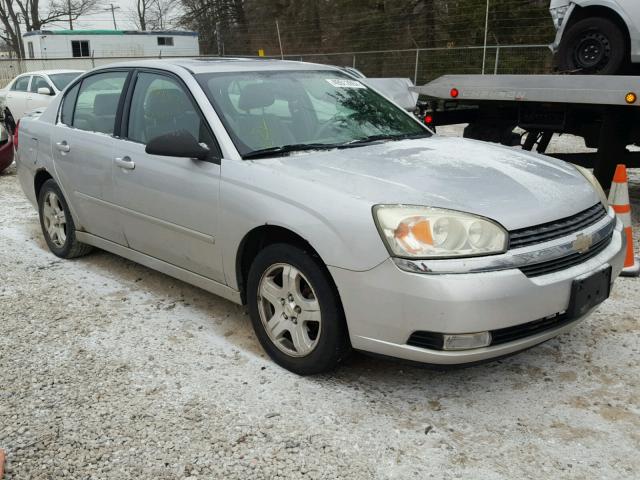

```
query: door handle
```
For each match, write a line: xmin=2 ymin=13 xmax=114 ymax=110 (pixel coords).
xmin=55 ymin=141 xmax=70 ymax=153
xmin=114 ymin=156 xmax=135 ymax=170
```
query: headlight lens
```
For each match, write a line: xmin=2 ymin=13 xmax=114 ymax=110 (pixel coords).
xmin=574 ymin=165 xmax=608 ymax=207
xmin=373 ymin=205 xmax=508 ymax=258
xmin=550 ymin=6 xmax=569 ymax=29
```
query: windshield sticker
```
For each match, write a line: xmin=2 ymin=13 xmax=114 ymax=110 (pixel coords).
xmin=326 ymin=78 xmax=366 ymax=89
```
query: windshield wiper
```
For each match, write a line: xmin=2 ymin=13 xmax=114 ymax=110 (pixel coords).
xmin=338 ymin=132 xmax=431 ymax=148
xmin=242 ymin=143 xmax=342 ymax=159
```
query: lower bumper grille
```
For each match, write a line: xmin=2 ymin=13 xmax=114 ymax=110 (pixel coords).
xmin=407 ymin=312 xmax=574 ymax=351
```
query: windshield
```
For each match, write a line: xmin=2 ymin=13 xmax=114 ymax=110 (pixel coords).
xmin=196 ymin=70 xmax=429 ymax=157
xmin=49 ymin=72 xmax=82 ymax=90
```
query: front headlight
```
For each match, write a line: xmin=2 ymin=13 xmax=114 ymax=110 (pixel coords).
xmin=373 ymin=205 xmax=508 ymax=259
xmin=550 ymin=6 xmax=569 ymax=29
xmin=574 ymin=165 xmax=608 ymax=207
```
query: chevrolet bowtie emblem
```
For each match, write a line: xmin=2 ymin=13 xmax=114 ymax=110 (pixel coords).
xmin=573 ymin=233 xmax=593 ymax=254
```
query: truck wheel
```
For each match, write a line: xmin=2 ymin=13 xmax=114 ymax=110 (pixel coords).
xmin=463 ymin=123 xmax=519 ymax=146
xmin=557 ymin=17 xmax=626 ymax=74
xmin=247 ymin=243 xmax=351 ymax=375
xmin=38 ymin=179 xmax=93 ymax=259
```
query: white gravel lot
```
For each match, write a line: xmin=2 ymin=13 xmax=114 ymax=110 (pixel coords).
xmin=1 ymin=131 xmax=639 ymax=479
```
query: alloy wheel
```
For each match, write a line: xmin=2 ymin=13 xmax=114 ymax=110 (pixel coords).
xmin=257 ymin=263 xmax=322 ymax=357
xmin=42 ymin=191 xmax=67 ymax=248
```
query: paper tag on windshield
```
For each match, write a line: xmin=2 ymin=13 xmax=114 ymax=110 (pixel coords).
xmin=326 ymin=78 xmax=366 ymax=89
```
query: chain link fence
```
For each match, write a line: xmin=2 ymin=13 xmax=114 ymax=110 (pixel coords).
xmin=0 ymin=43 xmax=553 ymax=88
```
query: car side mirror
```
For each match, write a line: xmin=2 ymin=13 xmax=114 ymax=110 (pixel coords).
xmin=145 ymin=130 xmax=214 ymax=161
xmin=37 ymin=87 xmax=54 ymax=96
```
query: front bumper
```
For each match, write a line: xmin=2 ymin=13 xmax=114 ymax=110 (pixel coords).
xmin=329 ymin=216 xmax=626 ymax=365
xmin=549 ymin=4 xmax=576 ymax=53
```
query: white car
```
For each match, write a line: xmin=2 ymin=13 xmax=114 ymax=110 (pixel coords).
xmin=550 ymin=0 xmax=640 ymax=74
xmin=1 ymin=70 xmax=83 ymax=124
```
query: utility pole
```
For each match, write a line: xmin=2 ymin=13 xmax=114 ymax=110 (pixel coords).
xmin=481 ymin=0 xmax=490 ymax=74
xmin=275 ymin=20 xmax=284 ymax=60
xmin=67 ymin=0 xmax=73 ymax=30
xmin=104 ymin=3 xmax=121 ymax=30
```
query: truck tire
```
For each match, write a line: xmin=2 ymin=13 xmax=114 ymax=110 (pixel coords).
xmin=463 ymin=123 xmax=519 ymax=146
xmin=557 ymin=17 xmax=627 ymax=75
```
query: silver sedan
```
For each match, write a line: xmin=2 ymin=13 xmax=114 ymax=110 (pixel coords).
xmin=15 ymin=59 xmax=626 ymax=374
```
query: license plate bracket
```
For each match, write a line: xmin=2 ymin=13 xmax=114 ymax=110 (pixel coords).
xmin=567 ymin=266 xmax=612 ymax=318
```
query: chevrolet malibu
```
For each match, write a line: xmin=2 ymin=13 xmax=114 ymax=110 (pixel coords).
xmin=15 ymin=59 xmax=626 ymax=374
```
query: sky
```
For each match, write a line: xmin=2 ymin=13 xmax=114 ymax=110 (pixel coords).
xmin=45 ymin=0 xmax=168 ymax=31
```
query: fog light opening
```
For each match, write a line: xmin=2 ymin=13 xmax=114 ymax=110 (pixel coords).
xmin=442 ymin=332 xmax=491 ymax=351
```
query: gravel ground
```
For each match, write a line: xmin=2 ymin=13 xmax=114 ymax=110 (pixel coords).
xmin=1 ymin=132 xmax=639 ymax=479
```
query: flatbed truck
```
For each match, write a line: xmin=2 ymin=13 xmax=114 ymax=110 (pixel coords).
xmin=412 ymin=74 xmax=640 ymax=189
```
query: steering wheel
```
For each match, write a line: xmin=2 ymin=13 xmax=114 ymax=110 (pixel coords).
xmin=315 ymin=113 xmax=352 ymax=141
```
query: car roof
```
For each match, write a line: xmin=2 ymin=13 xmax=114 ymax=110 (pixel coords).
xmin=96 ymin=57 xmax=340 ymax=75
xmin=21 ymin=69 xmax=84 ymax=76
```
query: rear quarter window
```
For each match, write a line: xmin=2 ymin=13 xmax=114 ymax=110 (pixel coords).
xmin=60 ymin=83 xmax=80 ymax=126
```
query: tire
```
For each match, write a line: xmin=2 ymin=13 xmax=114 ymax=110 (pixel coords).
xmin=463 ymin=123 xmax=519 ymax=146
xmin=37 ymin=179 xmax=93 ymax=259
xmin=557 ymin=17 xmax=627 ymax=75
xmin=3 ymin=108 xmax=15 ymax=135
xmin=247 ymin=243 xmax=351 ymax=375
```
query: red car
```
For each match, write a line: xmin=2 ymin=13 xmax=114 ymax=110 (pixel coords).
xmin=0 ymin=124 xmax=14 ymax=173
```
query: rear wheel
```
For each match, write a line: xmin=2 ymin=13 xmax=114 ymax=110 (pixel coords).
xmin=247 ymin=243 xmax=351 ymax=375
xmin=557 ymin=17 xmax=627 ymax=74
xmin=38 ymin=179 xmax=93 ymax=259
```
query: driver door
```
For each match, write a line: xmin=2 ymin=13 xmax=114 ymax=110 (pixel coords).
xmin=111 ymin=70 xmax=225 ymax=283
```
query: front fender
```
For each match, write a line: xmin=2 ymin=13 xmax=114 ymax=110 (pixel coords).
xmin=220 ymin=159 xmax=389 ymax=290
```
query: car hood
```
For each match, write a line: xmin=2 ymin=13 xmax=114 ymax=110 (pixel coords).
xmin=267 ymin=136 xmax=599 ymax=231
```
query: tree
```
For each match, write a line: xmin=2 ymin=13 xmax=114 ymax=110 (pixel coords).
xmin=0 ymin=0 xmax=98 ymax=57
xmin=131 ymin=0 xmax=178 ymax=31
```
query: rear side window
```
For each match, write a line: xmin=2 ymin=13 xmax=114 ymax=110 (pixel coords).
xmin=72 ymin=71 xmax=128 ymax=135
xmin=11 ymin=76 xmax=30 ymax=92
xmin=60 ymin=83 xmax=80 ymax=126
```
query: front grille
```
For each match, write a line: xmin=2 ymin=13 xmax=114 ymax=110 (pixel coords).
xmin=407 ymin=312 xmax=574 ymax=351
xmin=509 ymin=203 xmax=607 ymax=249
xmin=519 ymin=233 xmax=612 ymax=277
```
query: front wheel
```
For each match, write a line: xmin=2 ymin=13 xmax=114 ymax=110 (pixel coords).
xmin=557 ymin=17 xmax=627 ymax=74
xmin=247 ymin=243 xmax=351 ymax=375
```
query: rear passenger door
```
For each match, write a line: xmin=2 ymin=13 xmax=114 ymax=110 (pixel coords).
xmin=111 ymin=70 xmax=225 ymax=283
xmin=51 ymin=70 xmax=131 ymax=245
xmin=5 ymin=75 xmax=31 ymax=119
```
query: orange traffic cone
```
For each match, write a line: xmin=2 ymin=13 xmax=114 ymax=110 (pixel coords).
xmin=608 ymin=164 xmax=639 ymax=277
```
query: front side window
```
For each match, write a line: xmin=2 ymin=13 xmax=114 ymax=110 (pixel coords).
xmin=196 ymin=70 xmax=428 ymax=156
xmin=71 ymin=40 xmax=90 ymax=58
xmin=11 ymin=76 xmax=30 ymax=92
xmin=127 ymin=72 xmax=215 ymax=150
xmin=72 ymin=71 xmax=128 ymax=134
xmin=30 ymin=76 xmax=51 ymax=94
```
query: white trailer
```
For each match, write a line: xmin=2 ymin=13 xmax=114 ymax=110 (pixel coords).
xmin=22 ymin=30 xmax=199 ymax=59
xmin=412 ymin=74 xmax=640 ymax=189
